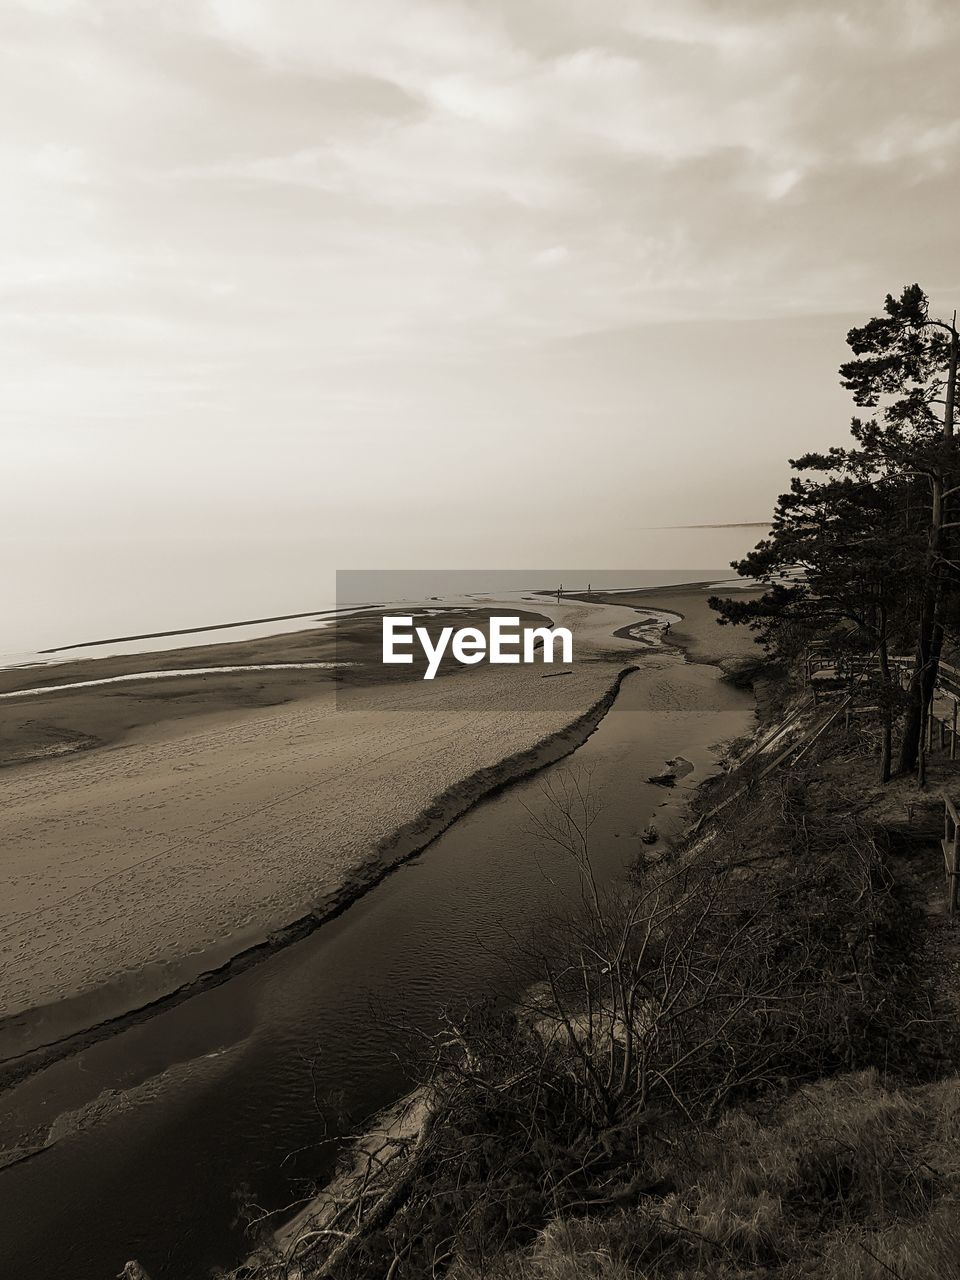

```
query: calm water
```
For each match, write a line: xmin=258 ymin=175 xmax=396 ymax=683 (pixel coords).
xmin=1 ymin=566 xmax=755 ymax=667
xmin=0 ymin=658 xmax=753 ymax=1279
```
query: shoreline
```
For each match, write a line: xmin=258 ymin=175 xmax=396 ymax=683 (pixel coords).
xmin=0 ymin=663 xmax=352 ymax=703
xmin=0 ymin=586 xmax=758 ymax=1099
xmin=263 ymin=633 xmax=765 ymax=1275
xmin=35 ymin=606 xmax=344 ymax=655
xmin=260 ymin=671 xmax=960 ymax=1280
xmin=0 ymin=658 xmax=643 ymax=1096
xmin=0 ymin=587 xmax=763 ymax=1280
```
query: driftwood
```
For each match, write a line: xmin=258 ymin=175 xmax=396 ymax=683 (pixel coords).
xmin=302 ymin=1093 xmax=449 ymax=1278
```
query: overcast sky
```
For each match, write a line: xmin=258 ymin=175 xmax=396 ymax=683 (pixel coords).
xmin=4 ymin=0 xmax=960 ymax=646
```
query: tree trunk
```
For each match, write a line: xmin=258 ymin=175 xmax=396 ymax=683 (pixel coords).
xmin=877 ymin=625 xmax=892 ymax=784
xmin=898 ymin=323 xmax=957 ymax=774
xmin=899 ymin=529 xmax=942 ymax=775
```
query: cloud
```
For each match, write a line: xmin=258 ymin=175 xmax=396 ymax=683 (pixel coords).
xmin=3 ymin=0 xmax=960 ymax=439
xmin=533 ymin=245 xmax=569 ymax=267
xmin=28 ymin=142 xmax=90 ymax=183
xmin=5 ymin=0 xmax=960 ymax=644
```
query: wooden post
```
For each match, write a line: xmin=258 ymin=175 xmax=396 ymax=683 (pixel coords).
xmin=944 ymin=800 xmax=960 ymax=916
xmin=945 ymin=802 xmax=952 ymax=914
xmin=944 ymin=802 xmax=949 ymax=857
xmin=952 ymin=699 xmax=958 ymax=761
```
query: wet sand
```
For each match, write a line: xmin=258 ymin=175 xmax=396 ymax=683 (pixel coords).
xmin=577 ymin=581 xmax=763 ymax=666
xmin=0 ymin=596 xmax=671 ymax=1070
xmin=0 ymin=605 xmax=758 ymax=1280
xmin=0 ymin=586 xmax=757 ymax=1079
xmin=0 ymin=606 xmax=548 ymax=767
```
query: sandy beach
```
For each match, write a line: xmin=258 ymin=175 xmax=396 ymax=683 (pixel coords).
xmin=0 ymin=595 xmax=642 ymax=1064
xmin=0 ymin=586 xmax=757 ymax=1076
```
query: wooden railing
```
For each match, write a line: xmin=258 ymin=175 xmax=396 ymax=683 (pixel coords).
xmin=943 ymin=797 xmax=960 ymax=916
xmin=927 ymin=691 xmax=960 ymax=759
xmin=803 ymin=648 xmax=913 ymax=698
xmin=916 ymin=660 xmax=960 ymax=759
xmin=775 ymin=649 xmax=960 ymax=913
xmin=804 ymin=647 xmax=960 ymax=757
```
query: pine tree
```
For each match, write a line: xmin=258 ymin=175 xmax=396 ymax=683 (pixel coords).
xmin=712 ymin=285 xmax=960 ymax=782
xmin=840 ymin=285 xmax=960 ymax=776
xmin=710 ymin=466 xmax=916 ymax=782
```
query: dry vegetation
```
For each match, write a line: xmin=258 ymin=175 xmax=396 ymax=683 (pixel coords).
xmin=224 ymin=288 xmax=960 ymax=1278
xmin=234 ymin=708 xmax=960 ymax=1280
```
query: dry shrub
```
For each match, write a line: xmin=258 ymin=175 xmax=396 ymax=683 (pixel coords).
xmin=276 ymin=769 xmax=957 ymax=1280
xmin=470 ymin=1072 xmax=960 ymax=1280
xmin=817 ymin=1197 xmax=960 ymax=1279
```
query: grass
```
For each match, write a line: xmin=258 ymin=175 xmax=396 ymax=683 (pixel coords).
xmin=239 ymin=726 xmax=960 ymax=1280
xmin=455 ymin=1072 xmax=960 ymax=1279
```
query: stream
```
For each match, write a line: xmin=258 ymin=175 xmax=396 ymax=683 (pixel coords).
xmin=0 ymin=654 xmax=753 ymax=1279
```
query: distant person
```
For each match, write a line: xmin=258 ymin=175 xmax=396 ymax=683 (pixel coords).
xmin=557 ymin=583 xmax=563 ymax=604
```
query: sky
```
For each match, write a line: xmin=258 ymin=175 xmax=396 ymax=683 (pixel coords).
xmin=4 ymin=0 xmax=960 ymax=648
